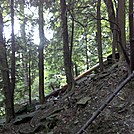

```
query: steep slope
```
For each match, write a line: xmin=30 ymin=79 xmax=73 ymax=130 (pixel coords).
xmin=1 ymin=61 xmax=134 ymax=134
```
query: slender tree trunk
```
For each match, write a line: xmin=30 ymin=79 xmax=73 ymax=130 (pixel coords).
xmin=74 ymin=63 xmax=79 ymax=77
xmin=38 ymin=0 xmax=45 ymax=103
xmin=70 ymin=1 xmax=75 ymax=89
xmin=60 ymin=0 xmax=74 ymax=90
xmin=85 ymin=29 xmax=89 ymax=70
xmin=0 ymin=12 xmax=14 ymax=123
xmin=117 ymin=0 xmax=126 ymax=60
xmin=70 ymin=2 xmax=74 ymax=62
xmin=10 ymin=0 xmax=15 ymax=118
xmin=97 ymin=0 xmax=103 ymax=71
xmin=19 ymin=0 xmax=29 ymax=102
xmin=129 ymin=0 xmax=134 ymax=71
xmin=28 ymin=50 xmax=31 ymax=104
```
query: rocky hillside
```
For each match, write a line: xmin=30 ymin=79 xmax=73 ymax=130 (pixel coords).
xmin=1 ymin=61 xmax=134 ymax=134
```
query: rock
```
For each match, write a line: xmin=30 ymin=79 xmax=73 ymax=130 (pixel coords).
xmin=77 ymin=97 xmax=91 ymax=105
xmin=76 ymin=77 xmax=87 ymax=84
xmin=0 ymin=118 xmax=5 ymax=127
xmin=35 ymin=104 xmax=42 ymax=110
xmin=15 ymin=104 xmax=35 ymax=115
xmin=13 ymin=112 xmax=35 ymax=125
xmin=15 ymin=104 xmax=28 ymax=115
xmin=74 ymin=120 xmax=79 ymax=125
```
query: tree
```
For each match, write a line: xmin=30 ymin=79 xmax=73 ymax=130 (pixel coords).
xmin=38 ymin=0 xmax=45 ymax=103
xmin=97 ymin=0 xmax=103 ymax=71
xmin=10 ymin=0 xmax=15 ymax=119
xmin=117 ymin=0 xmax=126 ymax=60
xmin=117 ymin=0 xmax=129 ymax=64
xmin=129 ymin=0 xmax=134 ymax=71
xmin=28 ymin=47 xmax=32 ymax=104
xmin=19 ymin=0 xmax=29 ymax=101
xmin=103 ymin=0 xmax=117 ymax=62
xmin=60 ymin=0 xmax=74 ymax=90
xmin=104 ymin=0 xmax=129 ymax=64
xmin=19 ymin=0 xmax=33 ymax=104
xmin=0 ymin=1 xmax=131 ymax=118
xmin=0 ymin=10 xmax=14 ymax=122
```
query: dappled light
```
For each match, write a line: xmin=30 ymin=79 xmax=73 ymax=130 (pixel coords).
xmin=0 ymin=0 xmax=134 ymax=134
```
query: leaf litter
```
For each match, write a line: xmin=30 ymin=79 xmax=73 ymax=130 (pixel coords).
xmin=1 ymin=61 xmax=134 ymax=134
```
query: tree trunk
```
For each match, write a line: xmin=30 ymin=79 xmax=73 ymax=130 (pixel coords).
xmin=38 ymin=0 xmax=45 ymax=103
xmin=74 ymin=63 xmax=79 ymax=77
xmin=70 ymin=0 xmax=75 ymax=89
xmin=60 ymin=0 xmax=74 ymax=90
xmin=129 ymin=0 xmax=134 ymax=71
xmin=28 ymin=50 xmax=31 ymax=104
xmin=0 ymin=12 xmax=14 ymax=123
xmin=85 ymin=28 xmax=89 ymax=70
xmin=19 ymin=0 xmax=30 ymax=102
xmin=117 ymin=0 xmax=126 ymax=60
xmin=103 ymin=0 xmax=117 ymax=62
xmin=10 ymin=0 xmax=15 ymax=119
xmin=104 ymin=0 xmax=129 ymax=64
xmin=97 ymin=0 xmax=103 ymax=71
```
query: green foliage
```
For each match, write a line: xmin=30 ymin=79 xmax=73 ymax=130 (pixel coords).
xmin=0 ymin=0 xmax=130 ymax=117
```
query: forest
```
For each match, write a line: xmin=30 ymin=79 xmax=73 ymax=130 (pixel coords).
xmin=0 ymin=0 xmax=134 ymax=133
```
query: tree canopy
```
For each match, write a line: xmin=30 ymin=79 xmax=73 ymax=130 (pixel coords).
xmin=0 ymin=0 xmax=133 ymax=123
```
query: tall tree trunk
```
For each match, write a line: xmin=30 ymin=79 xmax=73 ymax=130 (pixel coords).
xmin=103 ymin=0 xmax=117 ymax=62
xmin=117 ymin=0 xmax=126 ymax=60
xmin=104 ymin=0 xmax=129 ymax=64
xmin=28 ymin=50 xmax=31 ymax=104
xmin=60 ymin=0 xmax=74 ymax=90
xmin=10 ymin=0 xmax=15 ymax=119
xmin=19 ymin=0 xmax=29 ymax=102
xmin=129 ymin=0 xmax=134 ymax=71
xmin=0 ymin=12 xmax=14 ymax=123
xmin=97 ymin=0 xmax=103 ymax=71
xmin=38 ymin=0 xmax=45 ymax=103
xmin=70 ymin=0 xmax=75 ymax=89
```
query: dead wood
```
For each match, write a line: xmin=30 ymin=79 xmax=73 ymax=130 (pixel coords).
xmin=45 ymin=60 xmax=107 ymax=100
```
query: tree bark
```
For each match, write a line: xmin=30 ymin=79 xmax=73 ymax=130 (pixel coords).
xmin=104 ymin=0 xmax=129 ymax=64
xmin=97 ymin=0 xmax=103 ymax=71
xmin=129 ymin=0 xmax=134 ymax=71
xmin=28 ymin=50 xmax=31 ymax=104
xmin=103 ymin=0 xmax=117 ymax=62
xmin=0 ymin=12 xmax=14 ymax=123
xmin=10 ymin=0 xmax=15 ymax=120
xmin=117 ymin=0 xmax=126 ymax=60
xmin=69 ymin=1 xmax=75 ymax=87
xmin=19 ymin=0 xmax=29 ymax=102
xmin=60 ymin=0 xmax=74 ymax=90
xmin=85 ymin=28 xmax=89 ymax=70
xmin=38 ymin=0 xmax=45 ymax=103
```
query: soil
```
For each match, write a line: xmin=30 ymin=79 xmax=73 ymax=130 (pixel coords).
xmin=1 ymin=61 xmax=134 ymax=134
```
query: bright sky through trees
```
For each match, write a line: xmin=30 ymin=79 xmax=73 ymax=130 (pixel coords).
xmin=4 ymin=20 xmax=53 ymax=45
xmin=3 ymin=7 xmax=53 ymax=45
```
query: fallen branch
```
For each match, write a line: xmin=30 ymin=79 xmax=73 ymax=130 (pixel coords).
xmin=77 ymin=71 xmax=134 ymax=134
xmin=45 ymin=85 xmax=67 ymax=99
xmin=45 ymin=60 xmax=108 ymax=99
xmin=75 ymin=60 xmax=108 ymax=81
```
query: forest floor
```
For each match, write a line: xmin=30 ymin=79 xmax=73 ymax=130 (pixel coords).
xmin=1 ymin=61 xmax=134 ymax=134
